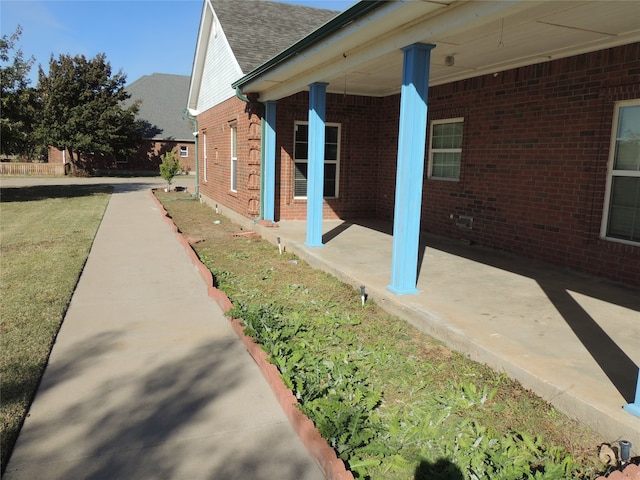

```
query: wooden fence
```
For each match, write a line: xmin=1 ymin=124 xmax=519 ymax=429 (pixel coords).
xmin=0 ymin=163 xmax=67 ymax=176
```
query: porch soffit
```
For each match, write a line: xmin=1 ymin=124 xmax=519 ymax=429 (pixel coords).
xmin=238 ymin=0 xmax=640 ymax=102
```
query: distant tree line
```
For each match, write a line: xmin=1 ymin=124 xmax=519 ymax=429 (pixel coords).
xmin=0 ymin=26 xmax=142 ymax=174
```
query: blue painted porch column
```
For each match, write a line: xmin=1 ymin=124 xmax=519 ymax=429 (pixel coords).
xmin=306 ymin=82 xmax=328 ymax=247
xmin=388 ymin=43 xmax=435 ymax=295
xmin=624 ymin=369 xmax=640 ymax=418
xmin=263 ymin=101 xmax=277 ymax=222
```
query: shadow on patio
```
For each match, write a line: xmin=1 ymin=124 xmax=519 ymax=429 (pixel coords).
xmin=257 ymin=218 xmax=640 ymax=449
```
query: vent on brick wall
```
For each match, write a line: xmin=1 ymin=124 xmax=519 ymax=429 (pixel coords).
xmin=248 ymin=197 xmax=259 ymax=216
xmin=456 ymin=215 xmax=473 ymax=230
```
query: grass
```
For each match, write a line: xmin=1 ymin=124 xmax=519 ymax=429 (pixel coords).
xmin=156 ymin=190 xmax=607 ymax=480
xmin=0 ymin=184 xmax=112 ymax=474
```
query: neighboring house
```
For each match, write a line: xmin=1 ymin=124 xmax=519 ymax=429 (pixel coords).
xmin=49 ymin=73 xmax=195 ymax=175
xmin=187 ymin=0 xmax=640 ymax=288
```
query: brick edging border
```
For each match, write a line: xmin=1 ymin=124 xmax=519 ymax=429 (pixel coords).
xmin=151 ymin=191 xmax=354 ymax=480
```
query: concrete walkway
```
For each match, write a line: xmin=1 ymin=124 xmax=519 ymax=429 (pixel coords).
xmin=3 ymin=178 xmax=326 ymax=480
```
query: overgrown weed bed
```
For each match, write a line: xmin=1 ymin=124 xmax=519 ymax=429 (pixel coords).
xmin=157 ymin=190 xmax=606 ymax=480
xmin=0 ymin=184 xmax=112 ymax=474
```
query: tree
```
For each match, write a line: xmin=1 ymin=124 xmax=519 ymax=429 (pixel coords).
xmin=36 ymin=53 xmax=141 ymax=173
xmin=159 ymin=150 xmax=180 ymax=190
xmin=0 ymin=26 xmax=39 ymax=159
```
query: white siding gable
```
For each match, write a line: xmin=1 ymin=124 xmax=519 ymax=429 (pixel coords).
xmin=197 ymin=9 xmax=244 ymax=112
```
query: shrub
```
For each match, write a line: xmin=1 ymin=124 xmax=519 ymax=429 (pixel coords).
xmin=159 ymin=151 xmax=180 ymax=188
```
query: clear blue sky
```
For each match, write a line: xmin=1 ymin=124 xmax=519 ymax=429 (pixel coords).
xmin=1 ymin=0 xmax=358 ymax=86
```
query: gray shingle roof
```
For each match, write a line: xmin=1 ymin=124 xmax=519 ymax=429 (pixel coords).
xmin=125 ymin=73 xmax=193 ymax=142
xmin=213 ymin=0 xmax=339 ymax=73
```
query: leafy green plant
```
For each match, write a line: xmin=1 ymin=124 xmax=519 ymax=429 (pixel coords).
xmin=229 ymin=300 xmax=383 ymax=477
xmin=159 ymin=150 xmax=180 ymax=189
xmin=223 ymin=290 xmax=596 ymax=479
xmin=157 ymin=192 xmax=606 ymax=480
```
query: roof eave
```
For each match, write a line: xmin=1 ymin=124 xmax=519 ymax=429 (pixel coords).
xmin=187 ymin=0 xmax=214 ymax=114
xmin=231 ymin=0 xmax=388 ymax=91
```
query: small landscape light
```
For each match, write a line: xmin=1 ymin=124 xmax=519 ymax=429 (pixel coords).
xmin=360 ymin=285 xmax=366 ymax=306
xmin=620 ymin=440 xmax=631 ymax=464
xmin=277 ymin=237 xmax=282 ymax=255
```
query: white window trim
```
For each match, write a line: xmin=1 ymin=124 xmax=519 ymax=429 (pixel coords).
xmin=600 ymin=98 xmax=640 ymax=246
xmin=230 ymin=124 xmax=238 ymax=192
xmin=293 ymin=121 xmax=341 ymax=199
xmin=180 ymin=145 xmax=188 ymax=158
xmin=202 ymin=132 xmax=208 ymax=183
xmin=427 ymin=117 xmax=464 ymax=181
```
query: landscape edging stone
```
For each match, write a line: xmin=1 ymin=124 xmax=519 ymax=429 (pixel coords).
xmin=151 ymin=190 xmax=354 ymax=480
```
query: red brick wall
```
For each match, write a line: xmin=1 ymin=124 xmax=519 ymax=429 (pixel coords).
xmin=47 ymin=140 xmax=195 ymax=174
xmin=47 ymin=146 xmax=65 ymax=164
xmin=197 ymin=43 xmax=639 ymax=286
xmin=275 ymin=92 xmax=381 ymax=220
xmin=198 ymin=96 xmax=262 ymax=218
xmin=410 ymin=43 xmax=640 ymax=285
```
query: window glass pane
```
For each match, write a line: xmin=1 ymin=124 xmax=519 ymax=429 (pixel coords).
xmin=325 ymin=125 xmax=339 ymax=161
xmin=442 ymin=123 xmax=454 ymax=148
xmin=432 ymin=124 xmax=445 ymax=149
xmin=325 ymin=126 xmax=338 ymax=144
xmin=432 ymin=121 xmax=463 ymax=149
xmin=432 ymin=152 xmax=461 ymax=179
xmin=611 ymin=176 xmax=639 ymax=207
xmin=614 ymin=105 xmax=640 ymax=171
xmin=295 ymin=123 xmax=308 ymax=142
xmin=325 ymin=143 xmax=338 ymax=161
xmin=452 ymin=123 xmax=464 ymax=148
xmin=231 ymin=126 xmax=237 ymax=157
xmin=608 ymin=176 xmax=640 ymax=241
xmin=231 ymin=158 xmax=237 ymax=191
xmin=295 ymin=124 xmax=308 ymax=160
xmin=295 ymin=141 xmax=308 ymax=160
xmin=294 ymin=162 xmax=307 ymax=197
xmin=324 ymin=164 xmax=336 ymax=197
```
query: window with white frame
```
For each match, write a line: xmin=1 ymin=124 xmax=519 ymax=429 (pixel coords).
xmin=202 ymin=132 xmax=208 ymax=182
xmin=293 ymin=121 xmax=340 ymax=198
xmin=180 ymin=145 xmax=188 ymax=157
xmin=428 ymin=118 xmax=464 ymax=180
xmin=230 ymin=124 xmax=238 ymax=192
xmin=602 ymin=99 xmax=640 ymax=244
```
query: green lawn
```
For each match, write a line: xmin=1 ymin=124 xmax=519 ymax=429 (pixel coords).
xmin=0 ymin=184 xmax=112 ymax=474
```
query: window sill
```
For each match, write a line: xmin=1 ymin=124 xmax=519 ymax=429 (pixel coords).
xmin=601 ymin=235 xmax=640 ymax=248
xmin=428 ymin=176 xmax=460 ymax=182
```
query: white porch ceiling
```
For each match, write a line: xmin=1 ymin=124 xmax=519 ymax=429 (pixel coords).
xmin=242 ymin=0 xmax=640 ymax=101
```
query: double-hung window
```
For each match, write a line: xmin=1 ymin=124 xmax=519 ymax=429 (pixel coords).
xmin=230 ymin=124 xmax=237 ymax=192
xmin=294 ymin=121 xmax=340 ymax=198
xmin=428 ymin=118 xmax=464 ymax=180
xmin=602 ymin=100 xmax=640 ymax=244
xmin=180 ymin=145 xmax=188 ymax=158
xmin=202 ymin=132 xmax=208 ymax=182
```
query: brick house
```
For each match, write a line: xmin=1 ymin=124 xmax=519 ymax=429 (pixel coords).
xmin=49 ymin=73 xmax=196 ymax=175
xmin=187 ymin=0 xmax=640 ymax=288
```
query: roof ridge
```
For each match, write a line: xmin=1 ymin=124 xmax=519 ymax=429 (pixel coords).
xmin=212 ymin=0 xmax=339 ymax=73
